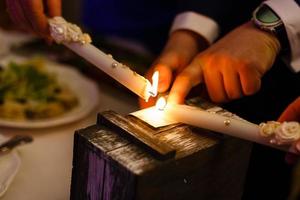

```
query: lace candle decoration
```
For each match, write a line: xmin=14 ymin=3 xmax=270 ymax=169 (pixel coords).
xmin=48 ymin=17 xmax=157 ymax=101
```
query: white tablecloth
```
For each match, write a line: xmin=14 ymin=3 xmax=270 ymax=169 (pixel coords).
xmin=0 ymin=83 xmax=139 ymax=200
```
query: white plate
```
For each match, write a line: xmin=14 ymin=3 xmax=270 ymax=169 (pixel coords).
xmin=0 ymin=55 xmax=100 ymax=128
xmin=0 ymin=29 xmax=35 ymax=57
xmin=0 ymin=135 xmax=21 ymax=197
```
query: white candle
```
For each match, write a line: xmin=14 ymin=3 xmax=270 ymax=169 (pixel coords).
xmin=48 ymin=17 xmax=157 ymax=101
xmin=64 ymin=42 xmax=155 ymax=101
xmin=163 ymin=104 xmax=298 ymax=154
xmin=131 ymin=98 xmax=298 ymax=154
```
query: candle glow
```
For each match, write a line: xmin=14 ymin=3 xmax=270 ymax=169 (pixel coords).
xmin=155 ymin=97 xmax=167 ymax=111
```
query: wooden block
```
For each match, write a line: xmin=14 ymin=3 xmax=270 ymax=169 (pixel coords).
xmin=71 ymin=98 xmax=252 ymax=200
xmin=71 ymin=119 xmax=252 ymax=200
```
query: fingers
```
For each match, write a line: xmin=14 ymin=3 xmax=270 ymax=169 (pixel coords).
xmin=201 ymin=58 xmax=262 ymax=103
xmin=222 ymin=65 xmax=243 ymax=100
xmin=216 ymin=62 xmax=261 ymax=102
xmin=147 ymin=49 xmax=191 ymax=94
xmin=239 ymin=64 xmax=261 ymax=96
xmin=167 ymin=71 xmax=194 ymax=104
xmin=284 ymin=153 xmax=298 ymax=165
xmin=139 ymin=93 xmax=157 ymax=109
xmin=200 ymin=56 xmax=228 ymax=103
xmin=204 ymin=70 xmax=227 ymax=103
xmin=168 ymin=57 xmax=203 ymax=104
xmin=280 ymin=97 xmax=300 ymax=164
xmin=147 ymin=52 xmax=181 ymax=94
xmin=20 ymin=0 xmax=49 ymax=37
xmin=145 ymin=61 xmax=173 ymax=94
xmin=5 ymin=0 xmax=32 ymax=31
xmin=47 ymin=0 xmax=62 ymax=17
xmin=285 ymin=139 xmax=300 ymax=164
xmin=169 ymin=54 xmax=263 ymax=104
xmin=139 ymin=51 xmax=179 ymax=108
xmin=296 ymin=140 xmax=300 ymax=153
xmin=154 ymin=64 xmax=173 ymax=93
xmin=140 ymin=29 xmax=204 ymax=107
xmin=278 ymin=97 xmax=300 ymax=122
xmin=151 ymin=30 xmax=202 ymax=93
xmin=6 ymin=0 xmax=61 ymax=38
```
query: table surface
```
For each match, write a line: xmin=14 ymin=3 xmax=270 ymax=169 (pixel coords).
xmin=0 ymin=80 xmax=139 ymax=200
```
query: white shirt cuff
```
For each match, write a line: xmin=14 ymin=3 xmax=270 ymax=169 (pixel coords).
xmin=265 ymin=0 xmax=300 ymax=73
xmin=170 ymin=11 xmax=220 ymax=45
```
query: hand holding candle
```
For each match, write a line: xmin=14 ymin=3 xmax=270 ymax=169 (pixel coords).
xmin=48 ymin=17 xmax=158 ymax=101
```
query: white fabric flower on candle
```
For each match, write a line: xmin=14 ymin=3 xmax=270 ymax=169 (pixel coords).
xmin=48 ymin=17 xmax=91 ymax=44
xmin=259 ymin=121 xmax=281 ymax=137
xmin=274 ymin=122 xmax=300 ymax=145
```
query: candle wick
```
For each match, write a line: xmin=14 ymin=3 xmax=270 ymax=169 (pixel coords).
xmin=158 ymin=107 xmax=165 ymax=111
xmin=148 ymin=91 xmax=155 ymax=96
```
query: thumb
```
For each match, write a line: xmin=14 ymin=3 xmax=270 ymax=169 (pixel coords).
xmin=47 ymin=0 xmax=62 ymax=17
xmin=151 ymin=61 xmax=176 ymax=93
xmin=278 ymin=97 xmax=300 ymax=122
xmin=152 ymin=30 xmax=205 ymax=93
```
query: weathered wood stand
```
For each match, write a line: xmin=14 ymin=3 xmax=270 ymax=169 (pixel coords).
xmin=71 ymin=101 xmax=252 ymax=200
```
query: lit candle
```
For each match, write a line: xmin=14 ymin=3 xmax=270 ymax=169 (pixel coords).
xmin=48 ymin=17 xmax=157 ymax=101
xmin=63 ymin=42 xmax=158 ymax=101
xmin=131 ymin=98 xmax=299 ymax=154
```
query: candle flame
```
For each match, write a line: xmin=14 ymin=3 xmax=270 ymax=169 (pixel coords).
xmin=144 ymin=71 xmax=159 ymax=102
xmin=150 ymin=71 xmax=159 ymax=97
xmin=155 ymin=97 xmax=167 ymax=111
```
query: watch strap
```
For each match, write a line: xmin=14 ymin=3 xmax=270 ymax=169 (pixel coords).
xmin=252 ymin=4 xmax=290 ymax=52
xmin=274 ymin=22 xmax=290 ymax=52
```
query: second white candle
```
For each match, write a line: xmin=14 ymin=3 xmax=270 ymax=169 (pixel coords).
xmin=163 ymin=104 xmax=297 ymax=154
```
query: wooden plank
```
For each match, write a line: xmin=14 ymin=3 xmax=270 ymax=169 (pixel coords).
xmin=86 ymin=127 xmax=130 ymax=153
xmin=72 ymin=125 xmax=137 ymax=200
xmin=86 ymin=150 xmax=106 ymax=200
xmin=71 ymin=129 xmax=94 ymax=200
xmin=106 ymin=144 xmax=161 ymax=175
xmin=157 ymin=125 xmax=220 ymax=158
xmin=98 ymin=110 xmax=176 ymax=160
xmin=102 ymin=158 xmax=136 ymax=200
xmin=135 ymin=138 xmax=252 ymax=200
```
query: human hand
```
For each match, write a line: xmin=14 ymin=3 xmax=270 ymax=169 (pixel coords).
xmin=5 ymin=0 xmax=61 ymax=40
xmin=168 ymin=21 xmax=281 ymax=104
xmin=278 ymin=97 xmax=300 ymax=164
xmin=139 ymin=30 xmax=208 ymax=108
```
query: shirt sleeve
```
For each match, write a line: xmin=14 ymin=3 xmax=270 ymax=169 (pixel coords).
xmin=170 ymin=0 xmax=257 ymax=45
xmin=264 ymin=0 xmax=300 ymax=73
xmin=170 ymin=0 xmax=240 ymax=44
xmin=170 ymin=11 xmax=220 ymax=44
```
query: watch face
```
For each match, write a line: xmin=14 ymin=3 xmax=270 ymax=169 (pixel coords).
xmin=256 ymin=5 xmax=280 ymax=24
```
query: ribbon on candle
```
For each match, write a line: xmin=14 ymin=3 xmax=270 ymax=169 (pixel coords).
xmin=48 ymin=17 xmax=158 ymax=101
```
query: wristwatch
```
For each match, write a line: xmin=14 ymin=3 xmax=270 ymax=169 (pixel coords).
xmin=252 ymin=4 xmax=290 ymax=52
